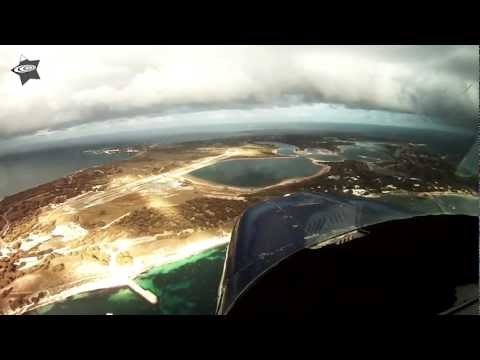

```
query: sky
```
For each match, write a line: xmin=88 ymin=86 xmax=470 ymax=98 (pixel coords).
xmin=0 ymin=45 xmax=477 ymax=154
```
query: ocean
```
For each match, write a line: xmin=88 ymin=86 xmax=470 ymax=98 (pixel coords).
xmin=0 ymin=146 xmax=134 ymax=200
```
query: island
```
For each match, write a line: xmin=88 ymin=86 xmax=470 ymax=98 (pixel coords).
xmin=0 ymin=134 xmax=476 ymax=314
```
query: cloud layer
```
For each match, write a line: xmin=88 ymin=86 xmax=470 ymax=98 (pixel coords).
xmin=0 ymin=45 xmax=477 ymax=139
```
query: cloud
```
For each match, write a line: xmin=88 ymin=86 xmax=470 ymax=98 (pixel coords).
xmin=0 ymin=45 xmax=477 ymax=140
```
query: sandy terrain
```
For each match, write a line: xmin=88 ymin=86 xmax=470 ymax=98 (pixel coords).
xmin=0 ymin=138 xmax=476 ymax=315
xmin=1 ymin=142 xmax=321 ymax=314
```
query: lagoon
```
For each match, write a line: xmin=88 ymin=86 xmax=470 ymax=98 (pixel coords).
xmin=190 ymin=156 xmax=321 ymax=188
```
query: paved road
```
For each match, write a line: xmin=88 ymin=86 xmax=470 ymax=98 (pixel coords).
xmin=66 ymin=148 xmax=240 ymax=211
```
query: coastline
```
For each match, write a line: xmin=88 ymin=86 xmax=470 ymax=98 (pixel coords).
xmin=18 ymin=232 xmax=231 ymax=315
xmin=185 ymin=158 xmax=331 ymax=193
xmin=0 ymin=150 xmax=136 ymax=204
xmin=2 ymin=138 xmax=476 ymax=315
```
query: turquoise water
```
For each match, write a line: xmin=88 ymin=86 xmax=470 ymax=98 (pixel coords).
xmin=190 ymin=156 xmax=320 ymax=187
xmin=27 ymin=138 xmax=477 ymax=315
xmin=30 ymin=193 xmax=478 ymax=315
xmin=30 ymin=245 xmax=228 ymax=315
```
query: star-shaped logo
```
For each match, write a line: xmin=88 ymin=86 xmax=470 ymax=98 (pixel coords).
xmin=11 ymin=56 xmax=40 ymax=85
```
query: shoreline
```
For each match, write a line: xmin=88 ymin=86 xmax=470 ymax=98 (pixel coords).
xmin=185 ymin=161 xmax=331 ymax=193
xmin=27 ymin=191 xmax=477 ymax=315
xmin=0 ymin=149 xmax=139 ymax=205
xmin=16 ymin=233 xmax=230 ymax=315
xmin=2 ymin=138 xmax=476 ymax=315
